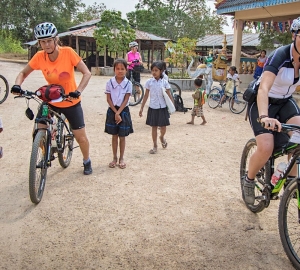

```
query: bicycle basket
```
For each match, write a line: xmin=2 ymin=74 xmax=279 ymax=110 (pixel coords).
xmin=133 ymin=65 xmax=144 ymax=73
xmin=36 ymin=84 xmax=65 ymax=102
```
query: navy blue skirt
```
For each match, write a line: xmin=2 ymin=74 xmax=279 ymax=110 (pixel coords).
xmin=105 ymin=106 xmax=133 ymax=137
xmin=146 ymin=107 xmax=170 ymax=127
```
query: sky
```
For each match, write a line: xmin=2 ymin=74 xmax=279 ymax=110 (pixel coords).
xmin=81 ymin=0 xmax=233 ymax=34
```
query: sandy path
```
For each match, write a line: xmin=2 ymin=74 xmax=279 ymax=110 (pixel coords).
xmin=0 ymin=61 xmax=295 ymax=269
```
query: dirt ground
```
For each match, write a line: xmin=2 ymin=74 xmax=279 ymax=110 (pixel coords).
xmin=0 ymin=60 xmax=296 ymax=270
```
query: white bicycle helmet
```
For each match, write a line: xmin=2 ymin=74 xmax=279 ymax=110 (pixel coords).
xmin=129 ymin=41 xmax=138 ymax=48
xmin=290 ymin=17 xmax=300 ymax=33
xmin=34 ymin=22 xmax=58 ymax=40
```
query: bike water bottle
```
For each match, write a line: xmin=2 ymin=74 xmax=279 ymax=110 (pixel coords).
xmin=42 ymin=104 xmax=48 ymax=117
xmin=271 ymin=162 xmax=286 ymax=186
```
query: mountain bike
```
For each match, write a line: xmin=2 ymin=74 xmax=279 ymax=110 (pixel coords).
xmin=207 ymin=81 xmax=247 ymax=114
xmin=15 ymin=88 xmax=75 ymax=204
xmin=128 ymin=69 xmax=144 ymax=106
xmin=0 ymin=74 xmax=9 ymax=104
xmin=240 ymin=123 xmax=300 ymax=269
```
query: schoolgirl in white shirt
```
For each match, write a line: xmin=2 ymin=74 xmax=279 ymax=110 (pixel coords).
xmin=105 ymin=59 xmax=133 ymax=169
xmin=139 ymin=61 xmax=173 ymax=154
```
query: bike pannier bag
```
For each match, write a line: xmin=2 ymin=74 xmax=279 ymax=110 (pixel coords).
xmin=243 ymin=78 xmax=259 ymax=103
xmin=36 ymin=84 xmax=65 ymax=102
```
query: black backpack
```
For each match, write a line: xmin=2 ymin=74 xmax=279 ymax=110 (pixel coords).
xmin=174 ymin=94 xmax=189 ymax=113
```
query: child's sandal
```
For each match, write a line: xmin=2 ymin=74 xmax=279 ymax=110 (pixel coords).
xmin=149 ymin=148 xmax=157 ymax=154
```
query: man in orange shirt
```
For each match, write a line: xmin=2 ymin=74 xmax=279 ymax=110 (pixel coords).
xmin=11 ymin=22 xmax=93 ymax=175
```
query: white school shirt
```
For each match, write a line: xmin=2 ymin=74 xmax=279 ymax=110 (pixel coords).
xmin=105 ymin=76 xmax=132 ymax=107
xmin=227 ymin=73 xmax=239 ymax=81
xmin=145 ymin=77 xmax=171 ymax=109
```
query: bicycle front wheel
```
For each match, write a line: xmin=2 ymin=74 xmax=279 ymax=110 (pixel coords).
xmin=240 ymin=138 xmax=271 ymax=213
xmin=278 ymin=178 xmax=300 ymax=269
xmin=229 ymin=92 xmax=247 ymax=114
xmin=129 ymin=82 xmax=144 ymax=106
xmin=57 ymin=115 xmax=74 ymax=168
xmin=0 ymin=75 xmax=9 ymax=104
xmin=29 ymin=130 xmax=48 ymax=204
xmin=207 ymin=88 xmax=221 ymax=108
xmin=169 ymin=82 xmax=182 ymax=97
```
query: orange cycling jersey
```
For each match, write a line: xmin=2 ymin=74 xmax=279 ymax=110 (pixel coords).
xmin=29 ymin=46 xmax=81 ymax=108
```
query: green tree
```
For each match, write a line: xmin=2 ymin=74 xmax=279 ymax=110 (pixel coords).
xmin=73 ymin=2 xmax=107 ymax=25
xmin=0 ymin=0 xmax=84 ymax=42
xmin=165 ymin=37 xmax=197 ymax=78
xmin=94 ymin=10 xmax=136 ymax=66
xmin=127 ymin=0 xmax=226 ymax=40
xmin=258 ymin=31 xmax=291 ymax=50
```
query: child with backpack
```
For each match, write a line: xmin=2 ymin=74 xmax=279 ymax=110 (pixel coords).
xmin=187 ymin=78 xmax=207 ymax=125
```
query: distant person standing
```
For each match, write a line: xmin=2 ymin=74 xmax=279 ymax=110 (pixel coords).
xmin=253 ymin=50 xmax=267 ymax=79
xmin=125 ymin=41 xmax=143 ymax=83
xmin=0 ymin=117 xmax=3 ymax=158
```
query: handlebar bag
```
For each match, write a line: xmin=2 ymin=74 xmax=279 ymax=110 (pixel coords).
xmin=36 ymin=84 xmax=65 ymax=102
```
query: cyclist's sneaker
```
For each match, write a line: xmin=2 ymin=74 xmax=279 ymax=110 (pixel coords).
xmin=83 ymin=160 xmax=93 ymax=175
xmin=243 ymin=177 xmax=255 ymax=204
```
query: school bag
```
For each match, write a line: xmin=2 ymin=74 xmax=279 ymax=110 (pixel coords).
xmin=174 ymin=94 xmax=189 ymax=113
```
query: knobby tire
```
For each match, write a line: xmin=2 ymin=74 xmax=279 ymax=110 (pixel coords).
xmin=240 ymin=138 xmax=271 ymax=213
xmin=278 ymin=178 xmax=300 ymax=270
xmin=0 ymin=75 xmax=9 ymax=104
xmin=57 ymin=116 xmax=74 ymax=168
xmin=29 ymin=130 xmax=48 ymax=204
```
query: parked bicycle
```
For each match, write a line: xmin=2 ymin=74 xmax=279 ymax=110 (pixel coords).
xmin=0 ymin=74 xmax=9 ymax=104
xmin=15 ymin=88 xmax=75 ymax=204
xmin=240 ymin=123 xmax=300 ymax=269
xmin=169 ymin=81 xmax=182 ymax=98
xmin=128 ymin=69 xmax=144 ymax=106
xmin=207 ymin=81 xmax=247 ymax=114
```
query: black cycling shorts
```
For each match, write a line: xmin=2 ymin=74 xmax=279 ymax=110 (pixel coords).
xmin=248 ymin=97 xmax=300 ymax=136
xmin=37 ymin=102 xmax=85 ymax=130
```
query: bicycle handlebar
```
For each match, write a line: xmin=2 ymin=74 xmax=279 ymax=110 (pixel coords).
xmin=261 ymin=122 xmax=300 ymax=133
xmin=14 ymin=88 xmax=70 ymax=101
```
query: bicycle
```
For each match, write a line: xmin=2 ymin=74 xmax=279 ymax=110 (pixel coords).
xmin=240 ymin=123 xmax=300 ymax=269
xmin=0 ymin=74 xmax=9 ymax=104
xmin=15 ymin=88 xmax=75 ymax=204
xmin=169 ymin=81 xmax=182 ymax=98
xmin=207 ymin=81 xmax=247 ymax=114
xmin=128 ymin=68 xmax=144 ymax=106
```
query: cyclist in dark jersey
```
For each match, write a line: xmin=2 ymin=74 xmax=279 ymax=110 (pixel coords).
xmin=243 ymin=17 xmax=300 ymax=204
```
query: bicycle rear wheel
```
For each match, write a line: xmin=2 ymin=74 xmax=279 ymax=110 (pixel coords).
xmin=169 ymin=82 xmax=182 ymax=97
xmin=0 ymin=75 xmax=9 ymax=104
xmin=240 ymin=138 xmax=271 ymax=213
xmin=229 ymin=92 xmax=247 ymax=114
xmin=57 ymin=115 xmax=74 ymax=168
xmin=207 ymin=88 xmax=221 ymax=108
xmin=129 ymin=82 xmax=144 ymax=106
xmin=29 ymin=130 xmax=48 ymax=204
xmin=278 ymin=178 xmax=300 ymax=269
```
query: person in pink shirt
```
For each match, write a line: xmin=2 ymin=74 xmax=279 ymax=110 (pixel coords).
xmin=125 ymin=41 xmax=143 ymax=83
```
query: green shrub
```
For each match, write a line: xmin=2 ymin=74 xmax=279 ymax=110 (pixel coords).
xmin=0 ymin=32 xmax=27 ymax=54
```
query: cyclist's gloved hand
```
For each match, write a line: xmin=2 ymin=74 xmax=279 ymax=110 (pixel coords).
xmin=11 ymin=85 xmax=22 ymax=94
xmin=69 ymin=90 xmax=81 ymax=98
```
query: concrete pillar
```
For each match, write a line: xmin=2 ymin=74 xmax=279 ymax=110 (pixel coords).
xmin=232 ymin=19 xmax=243 ymax=71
